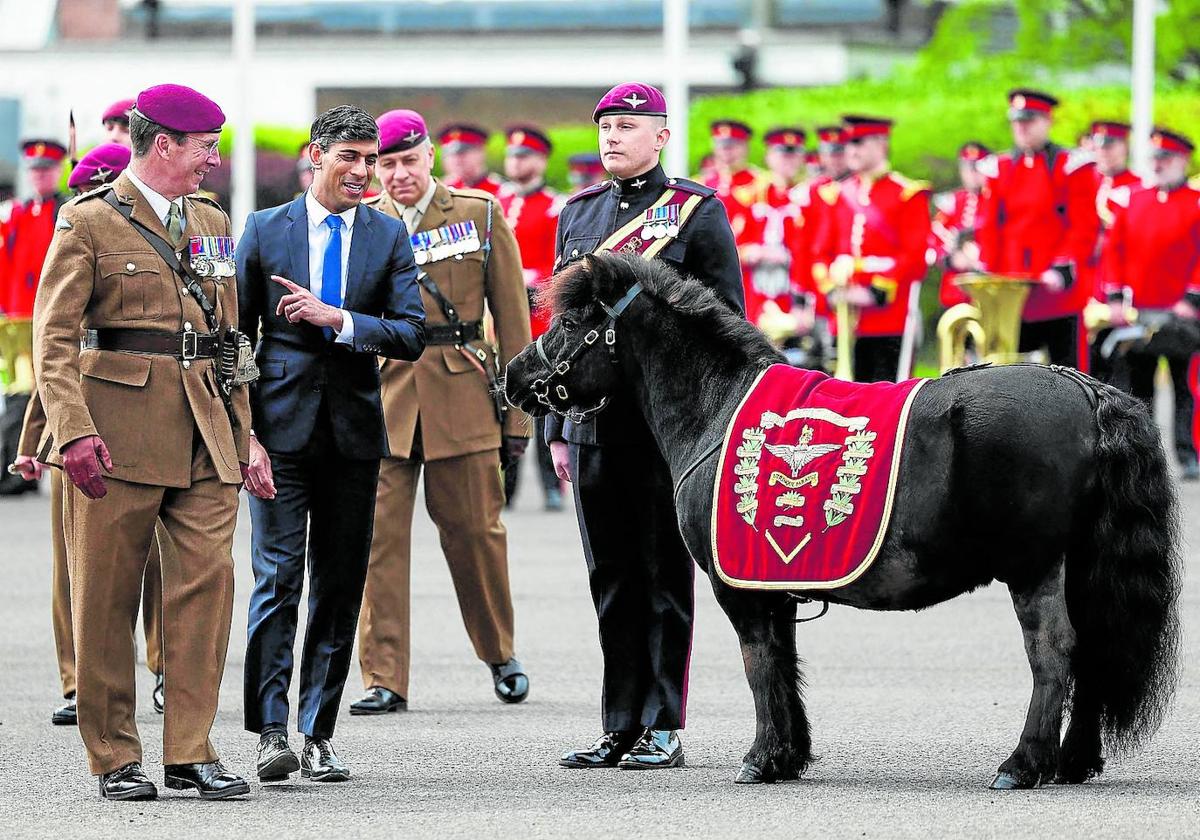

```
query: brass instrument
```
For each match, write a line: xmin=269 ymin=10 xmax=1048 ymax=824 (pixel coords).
xmin=830 ymin=255 xmax=858 ymax=381
xmin=936 ymin=273 xmax=1035 ymax=373
xmin=1083 ymin=298 xmax=1138 ymax=337
xmin=0 ymin=316 xmax=36 ymax=395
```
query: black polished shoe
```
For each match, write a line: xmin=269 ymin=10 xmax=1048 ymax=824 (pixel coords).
xmin=490 ymin=658 xmax=529 ymax=704
xmin=99 ymin=762 xmax=157 ymax=801
xmin=52 ymin=693 xmax=77 ymax=726
xmin=618 ymin=729 xmax=685 ymax=770
xmin=152 ymin=673 xmax=165 ymax=715
xmin=301 ymin=738 xmax=350 ymax=782
xmin=164 ymin=761 xmax=250 ymax=800
xmin=256 ymin=732 xmax=300 ymax=782
xmin=349 ymin=686 xmax=407 ymax=716
xmin=559 ymin=730 xmax=640 ymax=769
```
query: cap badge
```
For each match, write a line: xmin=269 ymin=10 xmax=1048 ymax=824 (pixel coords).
xmin=90 ymin=166 xmax=112 ymax=183
xmin=631 ymin=178 xmax=646 ymax=189
xmin=512 ymin=131 xmax=525 ymax=144
xmin=1012 ymin=94 xmax=1026 ymax=110
xmin=404 ymin=129 xmax=421 ymax=143
xmin=622 ymin=93 xmax=647 ymax=109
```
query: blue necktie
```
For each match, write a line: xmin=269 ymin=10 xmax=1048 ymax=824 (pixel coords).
xmin=321 ymin=214 xmax=344 ymax=340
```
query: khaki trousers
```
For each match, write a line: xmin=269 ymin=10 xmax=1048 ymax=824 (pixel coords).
xmin=63 ymin=443 xmax=237 ymax=775
xmin=50 ymin=471 xmax=167 ymax=698
xmin=358 ymin=449 xmax=514 ymax=699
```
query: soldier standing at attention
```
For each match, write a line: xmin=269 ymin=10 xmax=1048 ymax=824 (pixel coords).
xmin=811 ymin=115 xmax=931 ymax=382
xmin=702 ymin=119 xmax=760 ymax=228
xmin=351 ymin=109 xmax=531 ymax=718
xmin=438 ymin=123 xmax=505 ymax=196
xmin=547 ymin=83 xmax=743 ymax=771
xmin=931 ymin=141 xmax=991 ymax=308
xmin=1100 ymin=127 xmax=1200 ymax=481
xmin=498 ymin=124 xmax=564 ymax=510
xmin=12 ymin=141 xmax=170 ymax=728
xmin=33 ymin=83 xmax=253 ymax=801
xmin=975 ymin=89 xmax=1099 ymax=369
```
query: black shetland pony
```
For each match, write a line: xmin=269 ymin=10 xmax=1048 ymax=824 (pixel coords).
xmin=504 ymin=252 xmax=1181 ymax=789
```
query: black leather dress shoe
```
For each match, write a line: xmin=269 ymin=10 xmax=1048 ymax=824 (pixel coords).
xmin=559 ymin=731 xmax=640 ymax=769
xmin=302 ymin=738 xmax=350 ymax=782
xmin=152 ymin=673 xmax=165 ymax=715
xmin=256 ymin=732 xmax=300 ymax=781
xmin=99 ymin=762 xmax=157 ymax=801
xmin=489 ymin=658 xmax=529 ymax=704
xmin=349 ymin=686 xmax=407 ymax=715
xmin=52 ymin=694 xmax=77 ymax=726
xmin=164 ymin=761 xmax=250 ymax=800
xmin=618 ymin=729 xmax=685 ymax=770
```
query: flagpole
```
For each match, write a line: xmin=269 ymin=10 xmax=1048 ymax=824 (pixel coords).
xmin=663 ymin=0 xmax=689 ymax=178
xmin=1129 ymin=0 xmax=1156 ymax=175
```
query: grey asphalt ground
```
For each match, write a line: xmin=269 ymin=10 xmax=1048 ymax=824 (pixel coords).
xmin=1 ymin=439 xmax=1197 ymax=840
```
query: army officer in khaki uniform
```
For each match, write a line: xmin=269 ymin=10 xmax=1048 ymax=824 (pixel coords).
xmin=352 ymin=109 xmax=532 ymax=714
xmin=32 ymin=84 xmax=252 ymax=802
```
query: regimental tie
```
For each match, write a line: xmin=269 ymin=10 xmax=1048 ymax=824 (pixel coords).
xmin=321 ymin=214 xmax=344 ymax=340
xmin=166 ymin=202 xmax=184 ymax=248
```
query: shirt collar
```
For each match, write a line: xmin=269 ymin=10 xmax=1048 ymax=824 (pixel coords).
xmin=613 ymin=163 xmax=667 ymax=196
xmin=392 ymin=177 xmax=438 ymax=217
xmin=125 ymin=168 xmax=182 ymax=226
xmin=305 ymin=189 xmax=357 ymax=230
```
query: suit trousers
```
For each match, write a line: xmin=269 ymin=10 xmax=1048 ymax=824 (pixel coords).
xmin=63 ymin=441 xmax=237 ymax=775
xmin=244 ymin=403 xmax=380 ymax=738
xmin=50 ymin=470 xmax=168 ymax=698
xmin=568 ymin=419 xmax=695 ymax=732
xmin=358 ymin=445 xmax=515 ymax=699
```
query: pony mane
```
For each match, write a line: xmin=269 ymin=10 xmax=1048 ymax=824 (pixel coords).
xmin=546 ymin=251 xmax=781 ymax=367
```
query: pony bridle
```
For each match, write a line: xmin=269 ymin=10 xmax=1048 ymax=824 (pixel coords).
xmin=530 ymin=281 xmax=644 ymax=423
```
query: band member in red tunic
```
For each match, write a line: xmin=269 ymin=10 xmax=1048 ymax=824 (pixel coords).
xmin=975 ymin=89 xmax=1099 ymax=369
xmin=438 ymin=123 xmax=504 ymax=195
xmin=499 ymin=124 xmax=565 ymax=510
xmin=566 ymin=153 xmax=605 ymax=191
xmin=1100 ymin=127 xmax=1200 ymax=480
xmin=931 ymin=141 xmax=990 ymax=308
xmin=1087 ymin=120 xmax=1142 ymax=299
xmin=4 ymin=140 xmax=68 ymax=318
xmin=702 ymin=120 xmax=761 ymax=224
xmin=811 ymin=116 xmax=931 ymax=383
xmin=737 ymin=128 xmax=809 ymax=326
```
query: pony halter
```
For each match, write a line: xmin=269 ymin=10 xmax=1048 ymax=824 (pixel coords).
xmin=530 ymin=281 xmax=644 ymax=423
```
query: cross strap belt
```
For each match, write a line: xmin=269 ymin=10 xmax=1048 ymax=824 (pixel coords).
xmin=83 ymin=328 xmax=220 ymax=360
xmin=423 ymin=319 xmax=484 ymax=346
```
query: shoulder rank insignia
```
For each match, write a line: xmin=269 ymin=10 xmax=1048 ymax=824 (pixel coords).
xmin=72 ymin=183 xmax=115 ymax=204
xmin=1063 ymin=149 xmax=1094 ymax=175
xmin=665 ymin=177 xmax=717 ymax=199
xmin=186 ymin=192 xmax=224 ymax=210
xmin=55 ymin=216 xmax=73 ymax=231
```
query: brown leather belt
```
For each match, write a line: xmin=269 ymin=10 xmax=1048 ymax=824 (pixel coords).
xmin=83 ymin=328 xmax=220 ymax=360
xmin=424 ymin=319 xmax=483 ymax=346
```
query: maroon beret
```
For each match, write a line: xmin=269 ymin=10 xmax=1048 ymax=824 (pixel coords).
xmin=592 ymin=82 xmax=668 ymax=123
xmin=68 ymin=142 xmax=131 ymax=190
xmin=134 ymin=84 xmax=225 ymax=133
xmin=101 ymin=98 xmax=135 ymax=125
xmin=377 ymin=109 xmax=429 ymax=155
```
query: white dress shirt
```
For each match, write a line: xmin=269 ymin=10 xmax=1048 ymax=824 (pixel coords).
xmin=125 ymin=168 xmax=185 ymax=232
xmin=304 ymin=190 xmax=355 ymax=343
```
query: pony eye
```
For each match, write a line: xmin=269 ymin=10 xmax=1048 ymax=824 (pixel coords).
xmin=560 ymin=316 xmax=579 ymax=331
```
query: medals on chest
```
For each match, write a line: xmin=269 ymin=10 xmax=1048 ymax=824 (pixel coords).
xmin=410 ymin=220 xmax=481 ymax=265
xmin=639 ymin=203 xmax=680 ymax=240
xmin=188 ymin=235 xmax=236 ymax=277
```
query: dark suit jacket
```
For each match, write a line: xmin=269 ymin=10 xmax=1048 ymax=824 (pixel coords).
xmin=236 ymin=194 xmax=425 ymax=459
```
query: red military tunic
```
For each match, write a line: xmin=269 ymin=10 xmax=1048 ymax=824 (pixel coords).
xmin=732 ymin=173 xmax=808 ymax=324
xmin=446 ymin=173 xmax=505 ymax=197
xmin=703 ymin=166 xmax=761 ymax=237
xmin=1089 ymin=168 xmax=1142 ymax=301
xmin=812 ymin=171 xmax=931 ymax=337
xmin=1101 ymin=183 xmax=1200 ymax=308
xmin=976 ymin=145 xmax=1098 ymax=321
xmin=499 ymin=183 xmax=562 ymax=338
xmin=4 ymin=194 xmax=64 ymax=317
xmin=931 ymin=188 xmax=983 ymax=308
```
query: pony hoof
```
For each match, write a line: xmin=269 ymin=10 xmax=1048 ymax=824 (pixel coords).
xmin=735 ymin=763 xmax=765 ymax=784
xmin=990 ymin=772 xmax=1036 ymax=790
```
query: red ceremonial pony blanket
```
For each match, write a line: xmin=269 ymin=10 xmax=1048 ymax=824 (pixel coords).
xmin=712 ymin=364 xmax=926 ymax=590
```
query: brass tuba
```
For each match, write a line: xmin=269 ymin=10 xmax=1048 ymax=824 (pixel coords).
xmin=936 ymin=273 xmax=1035 ymax=372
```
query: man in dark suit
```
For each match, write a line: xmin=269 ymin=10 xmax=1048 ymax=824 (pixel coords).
xmin=235 ymin=105 xmax=425 ymax=784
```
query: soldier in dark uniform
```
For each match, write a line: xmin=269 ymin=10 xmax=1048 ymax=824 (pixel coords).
xmin=547 ymin=82 xmax=744 ymax=771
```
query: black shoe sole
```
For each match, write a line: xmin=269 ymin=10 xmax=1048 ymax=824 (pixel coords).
xmin=558 ymin=758 xmax=618 ymax=769
xmin=348 ymin=703 xmax=404 ymax=716
xmin=618 ymin=753 xmax=686 ymax=770
xmin=51 ymin=714 xmax=77 ymax=726
xmin=257 ymin=751 xmax=300 ymax=781
xmin=301 ymin=767 xmax=351 ymax=782
xmin=100 ymin=783 xmax=157 ymax=801
xmin=164 ymin=776 xmax=251 ymax=800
